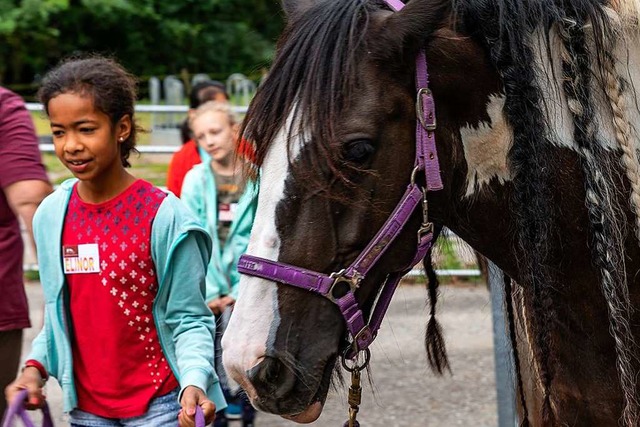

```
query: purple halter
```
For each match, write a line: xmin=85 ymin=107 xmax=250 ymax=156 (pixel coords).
xmin=238 ymin=0 xmax=442 ymax=359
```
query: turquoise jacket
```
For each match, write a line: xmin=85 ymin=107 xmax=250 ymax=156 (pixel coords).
xmin=27 ymin=179 xmax=226 ymax=413
xmin=181 ymin=164 xmax=257 ymax=302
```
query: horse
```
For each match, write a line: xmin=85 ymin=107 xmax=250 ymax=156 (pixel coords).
xmin=221 ymin=0 xmax=640 ymax=425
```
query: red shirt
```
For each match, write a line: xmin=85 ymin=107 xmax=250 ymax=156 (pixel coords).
xmin=0 ymin=87 xmax=49 ymax=331
xmin=166 ymin=138 xmax=257 ymax=198
xmin=166 ymin=140 xmax=201 ymax=197
xmin=63 ymin=180 xmax=178 ymax=418
xmin=237 ymin=137 xmax=256 ymax=164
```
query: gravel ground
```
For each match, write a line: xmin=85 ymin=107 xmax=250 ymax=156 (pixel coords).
xmin=21 ymin=281 xmax=497 ymax=427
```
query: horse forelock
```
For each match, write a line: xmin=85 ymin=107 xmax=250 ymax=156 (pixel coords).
xmin=242 ymin=0 xmax=377 ymax=186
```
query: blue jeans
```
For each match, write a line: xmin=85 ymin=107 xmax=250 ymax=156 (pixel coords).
xmin=69 ymin=388 xmax=181 ymax=427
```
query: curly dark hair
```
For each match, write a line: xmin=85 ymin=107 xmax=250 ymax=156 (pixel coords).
xmin=38 ymin=55 xmax=140 ymax=167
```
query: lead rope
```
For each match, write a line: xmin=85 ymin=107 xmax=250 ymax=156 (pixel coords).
xmin=341 ymin=348 xmax=371 ymax=427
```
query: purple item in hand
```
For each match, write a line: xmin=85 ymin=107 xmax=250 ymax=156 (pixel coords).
xmin=1 ymin=389 xmax=53 ymax=427
xmin=194 ymin=405 xmax=205 ymax=427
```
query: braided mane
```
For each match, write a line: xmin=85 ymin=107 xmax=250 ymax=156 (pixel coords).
xmin=453 ymin=0 xmax=640 ymax=423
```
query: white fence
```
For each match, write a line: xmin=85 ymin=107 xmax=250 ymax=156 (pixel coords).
xmin=28 ymin=103 xmax=250 ymax=147
xmin=25 ymin=103 xmax=249 ymax=114
xmin=38 ymin=143 xmax=180 ymax=155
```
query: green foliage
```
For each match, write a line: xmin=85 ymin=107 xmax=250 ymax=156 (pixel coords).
xmin=24 ymin=269 xmax=40 ymax=281
xmin=0 ymin=0 xmax=284 ymax=87
xmin=439 ymin=241 xmax=464 ymax=270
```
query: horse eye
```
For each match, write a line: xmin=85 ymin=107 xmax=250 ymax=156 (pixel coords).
xmin=344 ymin=139 xmax=375 ymax=163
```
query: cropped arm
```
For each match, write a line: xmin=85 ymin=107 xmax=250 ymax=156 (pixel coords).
xmin=5 ymin=179 xmax=52 ymax=254
xmin=228 ymin=235 xmax=250 ymax=300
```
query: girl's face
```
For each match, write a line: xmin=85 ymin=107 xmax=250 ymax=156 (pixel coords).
xmin=49 ymin=92 xmax=130 ymax=186
xmin=192 ymin=111 xmax=236 ymax=164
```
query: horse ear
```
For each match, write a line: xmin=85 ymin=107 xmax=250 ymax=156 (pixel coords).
xmin=281 ymin=0 xmax=318 ymax=19
xmin=380 ymin=0 xmax=451 ymax=56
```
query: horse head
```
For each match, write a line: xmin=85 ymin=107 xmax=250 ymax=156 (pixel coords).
xmin=222 ymin=0 xmax=503 ymax=422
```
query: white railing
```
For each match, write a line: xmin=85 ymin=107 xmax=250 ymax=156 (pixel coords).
xmin=38 ymin=143 xmax=179 ymax=154
xmin=26 ymin=103 xmax=248 ymax=114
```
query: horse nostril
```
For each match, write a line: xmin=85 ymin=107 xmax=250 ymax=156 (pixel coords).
xmin=247 ymin=356 xmax=297 ymax=400
xmin=256 ymin=357 xmax=282 ymax=383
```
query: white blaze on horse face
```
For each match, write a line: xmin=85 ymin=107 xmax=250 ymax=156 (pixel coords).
xmin=222 ymin=110 xmax=303 ymax=385
xmin=460 ymin=94 xmax=513 ymax=197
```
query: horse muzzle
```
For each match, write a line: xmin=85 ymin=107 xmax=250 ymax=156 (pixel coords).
xmin=225 ymin=354 xmax=330 ymax=422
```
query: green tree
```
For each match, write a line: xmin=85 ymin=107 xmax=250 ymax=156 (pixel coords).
xmin=0 ymin=0 xmax=68 ymax=83
xmin=0 ymin=0 xmax=285 ymax=89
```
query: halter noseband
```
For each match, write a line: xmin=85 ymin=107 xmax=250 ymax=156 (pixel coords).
xmin=238 ymin=0 xmax=442 ymax=359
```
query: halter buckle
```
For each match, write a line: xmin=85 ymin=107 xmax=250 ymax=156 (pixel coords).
xmin=416 ymin=87 xmax=436 ymax=131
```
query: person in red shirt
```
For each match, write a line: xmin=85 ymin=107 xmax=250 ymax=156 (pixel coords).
xmin=0 ymin=87 xmax=52 ymax=419
xmin=166 ymin=81 xmax=229 ymax=197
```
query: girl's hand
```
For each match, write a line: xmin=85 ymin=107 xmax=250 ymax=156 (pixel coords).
xmin=5 ymin=367 xmax=45 ymax=410
xmin=178 ymin=385 xmax=216 ymax=427
xmin=219 ymin=295 xmax=235 ymax=309
xmin=208 ymin=296 xmax=236 ymax=315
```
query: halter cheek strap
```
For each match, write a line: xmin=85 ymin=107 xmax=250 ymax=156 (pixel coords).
xmin=238 ymin=0 xmax=442 ymax=358
xmin=385 ymin=0 xmax=442 ymax=190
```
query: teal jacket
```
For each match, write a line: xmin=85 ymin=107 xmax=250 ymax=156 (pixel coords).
xmin=181 ymin=164 xmax=257 ymax=302
xmin=27 ymin=179 xmax=226 ymax=413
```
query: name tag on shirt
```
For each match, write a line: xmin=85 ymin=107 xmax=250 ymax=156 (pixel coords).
xmin=63 ymin=244 xmax=101 ymax=274
xmin=219 ymin=203 xmax=238 ymax=223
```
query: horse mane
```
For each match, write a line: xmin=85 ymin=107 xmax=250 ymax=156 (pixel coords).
xmin=611 ymin=0 xmax=640 ymax=28
xmin=452 ymin=0 xmax=640 ymax=424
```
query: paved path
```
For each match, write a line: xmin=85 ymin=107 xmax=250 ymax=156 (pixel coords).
xmin=21 ymin=282 xmax=497 ymax=427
